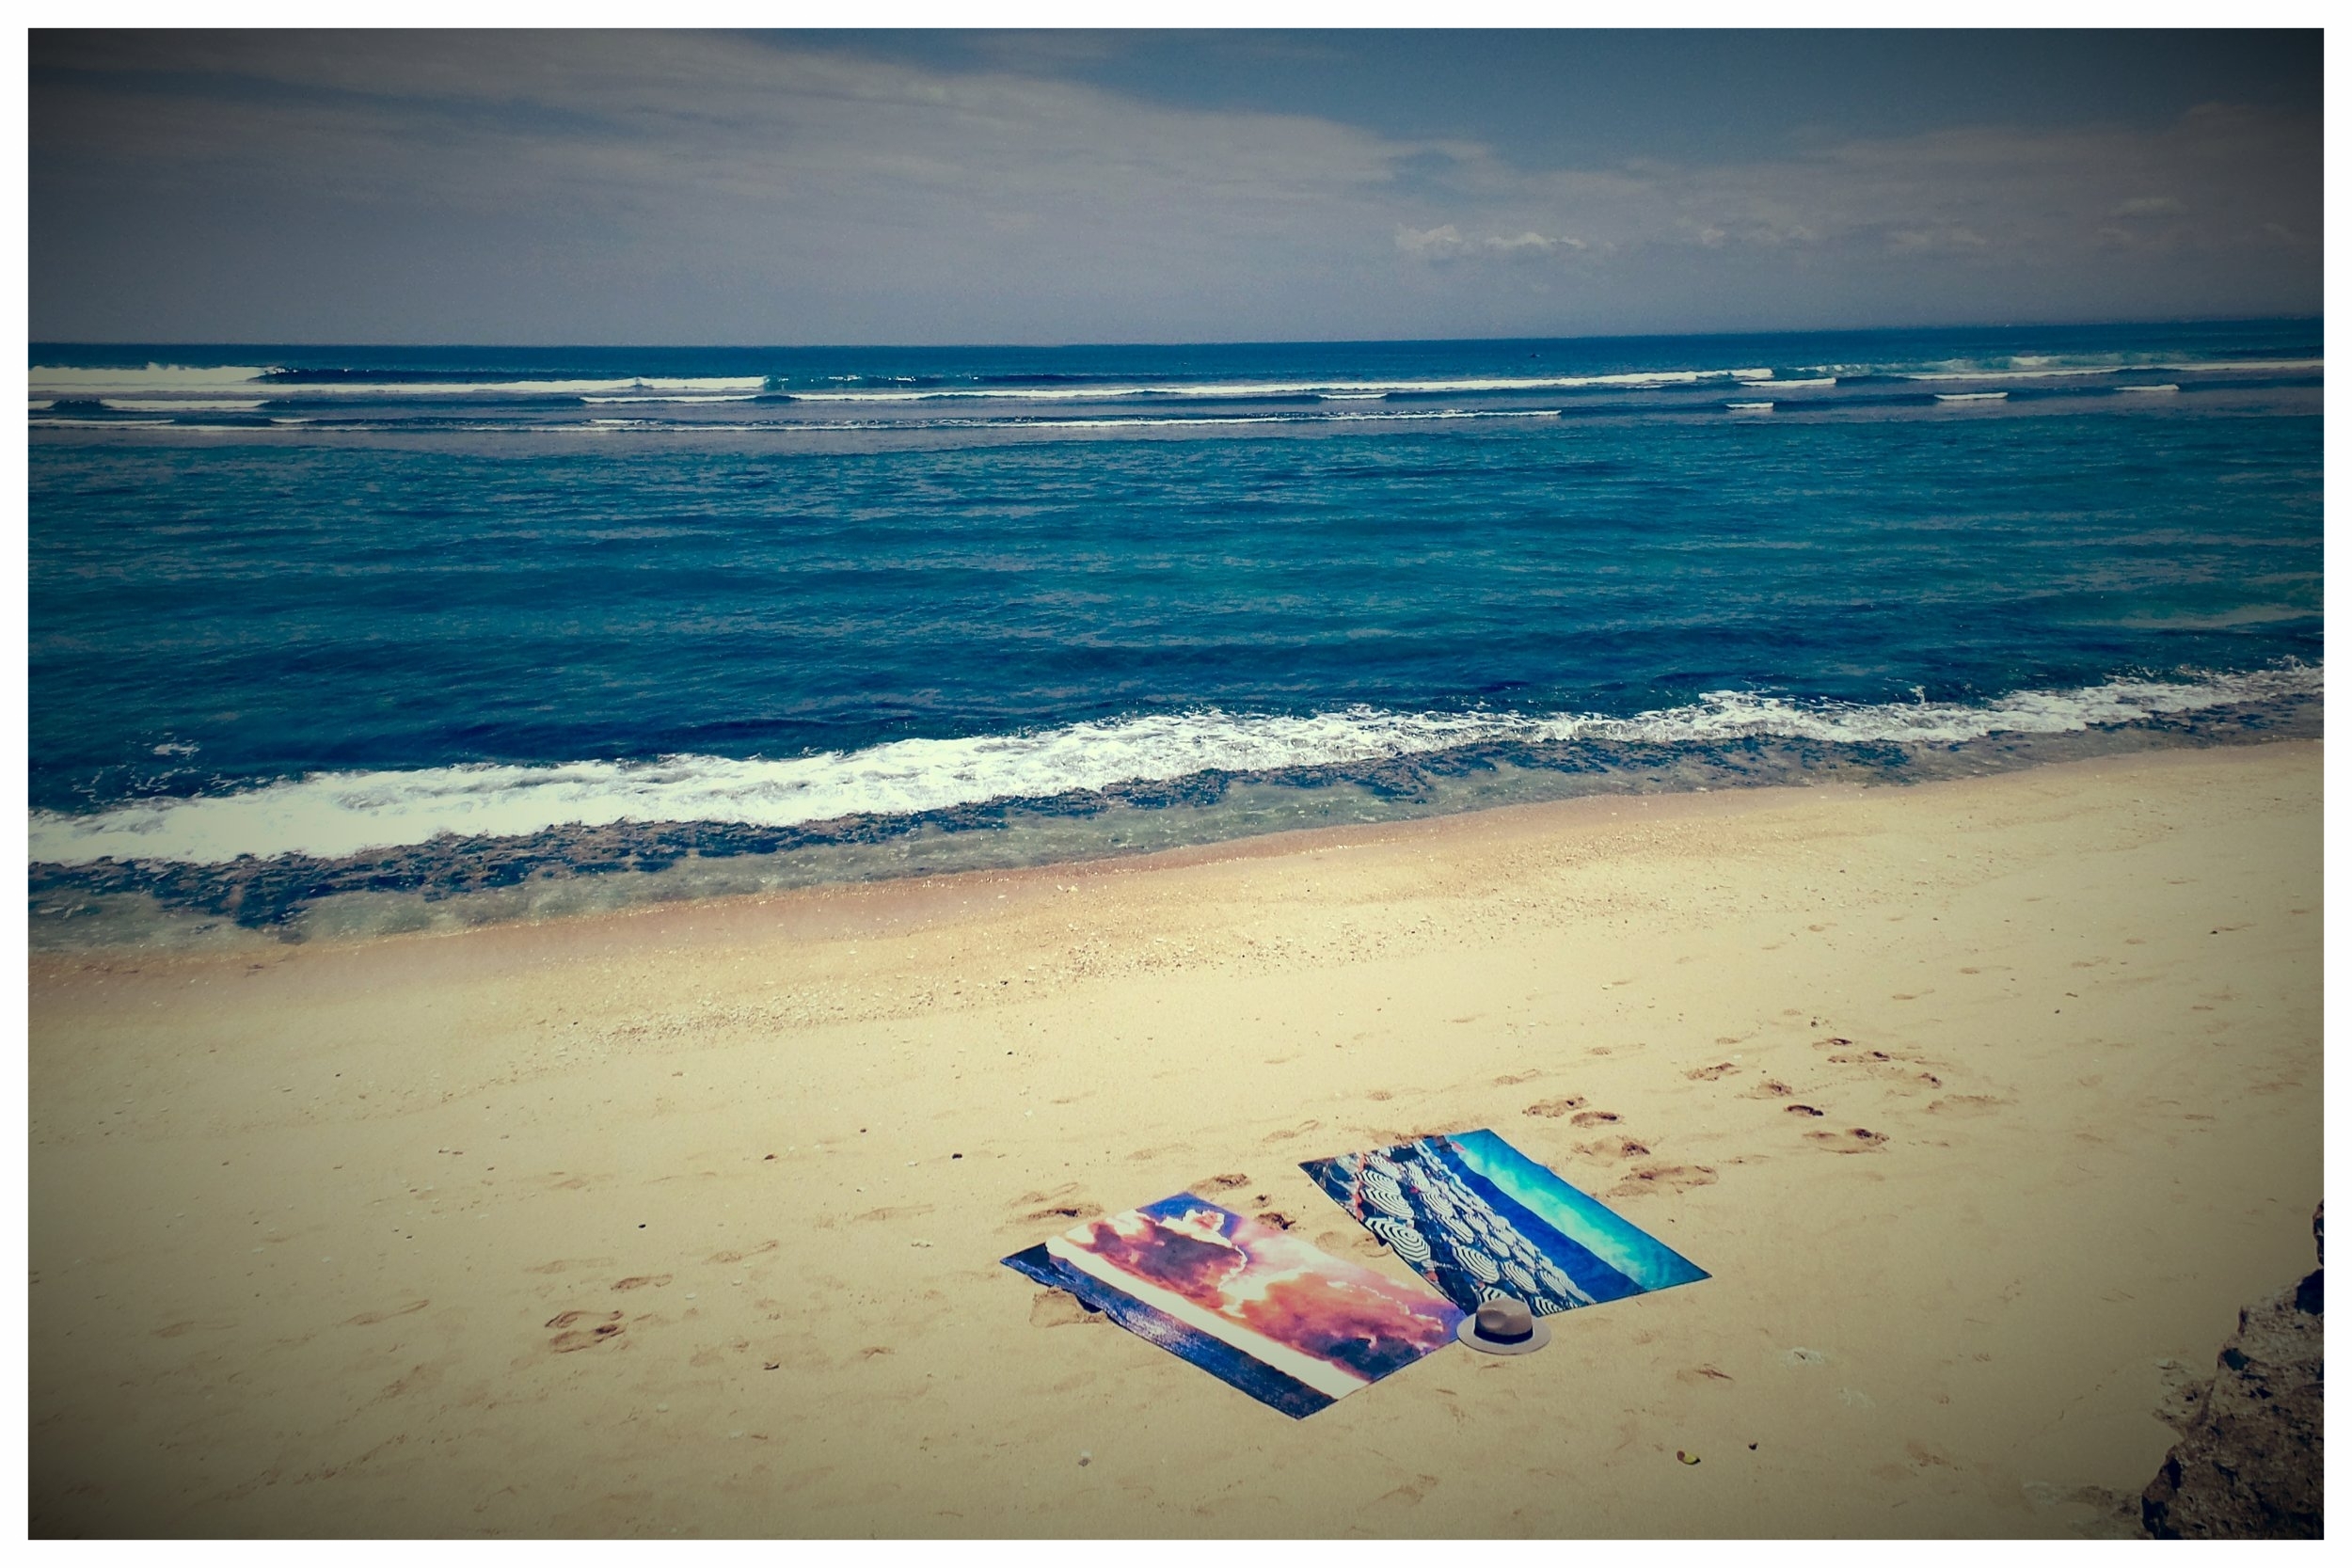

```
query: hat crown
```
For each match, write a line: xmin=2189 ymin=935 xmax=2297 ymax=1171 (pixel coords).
xmin=1475 ymin=1299 xmax=1534 ymax=1339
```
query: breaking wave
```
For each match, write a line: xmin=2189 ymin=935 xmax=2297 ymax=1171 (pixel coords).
xmin=26 ymin=664 xmax=2320 ymax=869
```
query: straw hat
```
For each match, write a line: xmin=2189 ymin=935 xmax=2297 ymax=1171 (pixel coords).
xmin=1455 ymin=1296 xmax=1552 ymax=1355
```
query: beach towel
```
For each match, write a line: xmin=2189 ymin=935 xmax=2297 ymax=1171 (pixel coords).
xmin=1300 ymin=1128 xmax=1708 ymax=1315
xmin=1004 ymin=1192 xmax=1464 ymax=1418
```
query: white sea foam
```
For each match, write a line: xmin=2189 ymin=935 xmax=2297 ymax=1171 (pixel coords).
xmin=25 ymin=665 xmax=2320 ymax=869
xmin=100 ymin=398 xmax=267 ymax=412
xmin=2117 ymin=384 xmax=2182 ymax=394
xmin=27 ymin=365 xmax=1714 ymax=406
xmin=771 ymin=368 xmax=1772 ymax=404
xmin=27 ymin=364 xmax=278 ymax=397
xmin=1902 ymin=357 xmax=2323 ymax=383
xmin=579 ymin=394 xmax=762 ymax=404
xmin=28 ymin=417 xmax=173 ymax=428
xmin=1934 ymin=391 xmax=2010 ymax=403
xmin=26 ymin=367 xmax=772 ymax=403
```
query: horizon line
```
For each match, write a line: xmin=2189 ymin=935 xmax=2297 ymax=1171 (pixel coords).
xmin=25 ymin=313 xmax=2325 ymax=356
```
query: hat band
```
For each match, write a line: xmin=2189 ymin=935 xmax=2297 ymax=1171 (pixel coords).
xmin=1481 ymin=1322 xmax=1534 ymax=1343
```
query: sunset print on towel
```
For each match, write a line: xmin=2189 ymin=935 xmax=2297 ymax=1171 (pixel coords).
xmin=1004 ymin=1194 xmax=1463 ymax=1418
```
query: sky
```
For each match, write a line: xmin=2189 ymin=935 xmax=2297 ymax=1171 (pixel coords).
xmin=27 ymin=28 xmax=2324 ymax=345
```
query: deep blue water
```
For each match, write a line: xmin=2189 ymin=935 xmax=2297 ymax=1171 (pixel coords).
xmin=26 ymin=321 xmax=2324 ymax=942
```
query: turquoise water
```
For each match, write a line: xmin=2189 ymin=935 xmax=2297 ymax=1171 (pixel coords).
xmin=26 ymin=321 xmax=2323 ymax=943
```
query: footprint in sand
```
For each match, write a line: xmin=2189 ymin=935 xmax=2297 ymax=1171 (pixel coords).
xmin=707 ymin=1241 xmax=779 ymax=1265
xmin=1804 ymin=1128 xmax=1889 ymax=1154
xmin=1492 ymin=1070 xmax=1541 ymax=1086
xmin=1027 ymin=1291 xmax=1104 ymax=1329
xmin=1374 ymin=1474 xmax=1440 ymax=1508
xmin=611 ymin=1275 xmax=672 ymax=1291
xmin=546 ymin=1309 xmax=627 ymax=1352
xmin=1820 ymin=1037 xmax=1910 ymax=1071
xmin=1606 ymin=1164 xmax=1718 ymax=1199
xmin=1568 ymin=1110 xmax=1620 ymax=1128
xmin=1319 ymin=1227 xmax=1392 ymax=1261
xmin=1743 ymin=1079 xmax=1796 ymax=1101
xmin=1820 ymin=1040 xmax=1946 ymax=1091
xmin=1785 ymin=1104 xmax=1826 ymax=1118
xmin=342 ymin=1299 xmax=431 ymax=1326
xmin=153 ymin=1319 xmax=238 ymax=1338
xmin=1193 ymin=1172 xmax=1249 ymax=1192
xmin=1685 ymin=1063 xmax=1740 ymax=1082
xmin=1011 ymin=1183 xmax=1102 ymax=1227
xmin=1523 ymin=1096 xmax=1587 ymax=1118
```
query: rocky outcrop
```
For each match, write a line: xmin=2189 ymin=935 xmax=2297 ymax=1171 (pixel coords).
xmin=2142 ymin=1205 xmax=2323 ymax=1538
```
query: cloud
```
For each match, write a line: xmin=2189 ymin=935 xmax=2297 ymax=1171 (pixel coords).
xmin=1081 ymin=1208 xmax=1246 ymax=1307
xmin=1398 ymin=224 xmax=1587 ymax=260
xmin=1411 ymin=108 xmax=2312 ymax=266
xmin=1237 ymin=1274 xmax=1457 ymax=1380
xmin=28 ymin=32 xmax=2323 ymax=341
xmin=1382 ymin=103 xmax=2315 ymax=328
xmin=34 ymin=30 xmax=1424 ymax=341
xmin=1395 ymin=223 xmax=1466 ymax=255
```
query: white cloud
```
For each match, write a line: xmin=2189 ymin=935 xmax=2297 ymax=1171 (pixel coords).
xmin=29 ymin=33 xmax=2323 ymax=341
xmin=1395 ymin=225 xmax=1586 ymax=259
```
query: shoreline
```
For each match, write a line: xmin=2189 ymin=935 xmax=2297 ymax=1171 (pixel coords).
xmin=27 ymin=699 xmax=2327 ymax=955
xmin=20 ymin=736 xmax=2287 ymax=973
xmin=30 ymin=740 xmax=2323 ymax=1536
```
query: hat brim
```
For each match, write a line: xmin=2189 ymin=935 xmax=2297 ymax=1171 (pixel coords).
xmin=1456 ymin=1312 xmax=1553 ymax=1355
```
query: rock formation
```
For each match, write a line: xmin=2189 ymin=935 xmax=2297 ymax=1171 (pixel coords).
xmin=2142 ymin=1204 xmax=2323 ymax=1538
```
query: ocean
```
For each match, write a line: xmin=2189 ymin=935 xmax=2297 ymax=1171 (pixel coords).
xmin=26 ymin=320 xmax=2324 ymax=949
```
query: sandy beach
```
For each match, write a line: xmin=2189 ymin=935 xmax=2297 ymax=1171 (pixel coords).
xmin=27 ymin=740 xmax=2322 ymax=1538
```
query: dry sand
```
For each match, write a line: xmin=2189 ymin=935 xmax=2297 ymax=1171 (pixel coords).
xmin=27 ymin=741 xmax=2323 ymax=1538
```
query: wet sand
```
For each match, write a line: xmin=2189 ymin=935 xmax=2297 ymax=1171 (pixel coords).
xmin=28 ymin=740 xmax=2323 ymax=1537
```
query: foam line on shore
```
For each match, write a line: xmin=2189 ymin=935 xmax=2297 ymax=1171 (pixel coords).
xmin=25 ymin=664 xmax=2320 ymax=869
